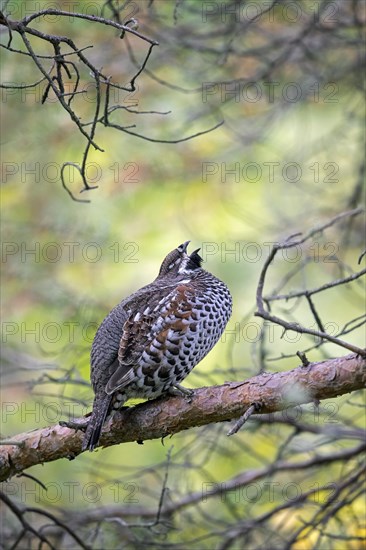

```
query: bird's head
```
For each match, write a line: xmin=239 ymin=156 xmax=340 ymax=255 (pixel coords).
xmin=158 ymin=241 xmax=203 ymax=278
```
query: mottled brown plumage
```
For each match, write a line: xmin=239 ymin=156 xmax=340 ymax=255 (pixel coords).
xmin=82 ymin=241 xmax=232 ymax=451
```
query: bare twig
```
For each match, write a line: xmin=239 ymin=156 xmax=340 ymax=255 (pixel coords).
xmin=227 ymin=403 xmax=261 ymax=436
xmin=255 ymin=208 xmax=366 ymax=358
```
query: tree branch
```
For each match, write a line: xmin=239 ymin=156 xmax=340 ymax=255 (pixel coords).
xmin=255 ymin=207 xmax=366 ymax=358
xmin=0 ymin=353 xmax=364 ymax=482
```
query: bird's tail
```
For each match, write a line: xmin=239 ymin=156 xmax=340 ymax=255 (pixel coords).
xmin=82 ymin=394 xmax=112 ymax=452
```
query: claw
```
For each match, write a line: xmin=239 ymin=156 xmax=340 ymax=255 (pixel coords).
xmin=59 ymin=419 xmax=89 ymax=433
xmin=168 ymin=384 xmax=194 ymax=402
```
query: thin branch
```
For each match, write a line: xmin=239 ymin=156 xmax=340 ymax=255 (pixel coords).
xmin=106 ymin=120 xmax=225 ymax=143
xmin=227 ymin=403 xmax=260 ymax=436
xmin=255 ymin=208 xmax=366 ymax=358
xmin=0 ymin=7 xmax=159 ymax=200
xmin=0 ymin=491 xmax=55 ymax=549
xmin=266 ymin=268 xmax=366 ymax=303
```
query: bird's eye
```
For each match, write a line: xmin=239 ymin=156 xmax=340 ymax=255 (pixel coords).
xmin=168 ymin=262 xmax=175 ymax=269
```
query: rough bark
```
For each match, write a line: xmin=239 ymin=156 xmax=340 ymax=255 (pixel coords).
xmin=0 ymin=353 xmax=365 ymax=482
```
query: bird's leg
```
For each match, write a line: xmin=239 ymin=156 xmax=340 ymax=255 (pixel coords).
xmin=168 ymin=384 xmax=194 ymax=401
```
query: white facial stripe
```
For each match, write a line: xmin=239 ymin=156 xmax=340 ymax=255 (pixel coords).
xmin=178 ymin=256 xmax=190 ymax=274
xmin=168 ymin=258 xmax=181 ymax=270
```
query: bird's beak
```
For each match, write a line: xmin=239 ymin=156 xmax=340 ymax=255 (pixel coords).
xmin=178 ymin=241 xmax=190 ymax=253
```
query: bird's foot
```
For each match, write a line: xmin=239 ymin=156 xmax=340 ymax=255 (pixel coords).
xmin=168 ymin=384 xmax=194 ymax=402
xmin=59 ymin=418 xmax=89 ymax=432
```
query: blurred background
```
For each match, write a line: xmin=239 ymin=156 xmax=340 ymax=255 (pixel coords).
xmin=1 ymin=0 xmax=365 ymax=548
